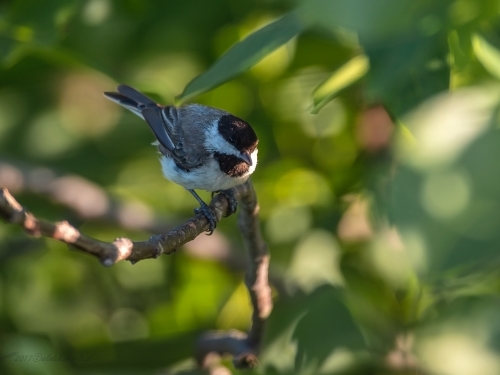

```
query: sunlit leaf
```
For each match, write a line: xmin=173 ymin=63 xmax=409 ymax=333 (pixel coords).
xmin=312 ymin=54 xmax=369 ymax=113
xmin=177 ymin=12 xmax=305 ymax=102
xmin=472 ymin=33 xmax=500 ymax=81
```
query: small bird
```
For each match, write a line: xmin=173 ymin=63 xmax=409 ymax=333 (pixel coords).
xmin=104 ymin=85 xmax=258 ymax=234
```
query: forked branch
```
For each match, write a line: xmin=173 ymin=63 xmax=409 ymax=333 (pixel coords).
xmin=0 ymin=180 xmax=271 ymax=369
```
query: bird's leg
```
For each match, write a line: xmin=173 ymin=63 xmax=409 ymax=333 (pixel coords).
xmin=218 ymin=188 xmax=238 ymax=217
xmin=187 ymin=189 xmax=216 ymax=235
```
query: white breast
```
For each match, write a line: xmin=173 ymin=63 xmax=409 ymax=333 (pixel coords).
xmin=160 ymin=151 xmax=257 ymax=191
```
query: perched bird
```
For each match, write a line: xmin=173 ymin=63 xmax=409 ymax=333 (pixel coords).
xmin=104 ymin=85 xmax=258 ymax=233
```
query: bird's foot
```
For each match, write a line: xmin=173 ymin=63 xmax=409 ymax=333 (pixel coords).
xmin=218 ymin=188 xmax=238 ymax=217
xmin=194 ymin=202 xmax=217 ymax=235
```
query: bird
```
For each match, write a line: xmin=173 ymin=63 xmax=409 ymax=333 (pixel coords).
xmin=104 ymin=84 xmax=258 ymax=234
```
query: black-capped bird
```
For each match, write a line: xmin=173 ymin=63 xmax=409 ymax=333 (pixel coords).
xmin=104 ymin=85 xmax=258 ymax=234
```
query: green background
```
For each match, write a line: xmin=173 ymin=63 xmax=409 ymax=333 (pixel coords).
xmin=2 ymin=0 xmax=500 ymax=374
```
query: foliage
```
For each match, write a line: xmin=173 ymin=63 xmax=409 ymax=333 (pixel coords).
xmin=2 ymin=0 xmax=500 ymax=374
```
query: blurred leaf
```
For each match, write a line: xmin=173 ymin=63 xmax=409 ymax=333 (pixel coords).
xmin=312 ymin=54 xmax=369 ymax=113
xmin=292 ymin=285 xmax=365 ymax=370
xmin=364 ymin=31 xmax=450 ymax=115
xmin=261 ymin=285 xmax=366 ymax=374
xmin=298 ymin=0 xmax=452 ymax=115
xmin=449 ymin=30 xmax=470 ymax=72
xmin=299 ymin=0 xmax=451 ymax=45
xmin=436 ymin=269 xmax=500 ymax=303
xmin=472 ymin=33 xmax=500 ymax=81
xmin=177 ymin=12 xmax=305 ymax=102
xmin=0 ymin=0 xmax=76 ymax=65
xmin=341 ymin=257 xmax=402 ymax=350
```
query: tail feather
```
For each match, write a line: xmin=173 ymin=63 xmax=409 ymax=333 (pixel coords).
xmin=117 ymin=84 xmax=157 ymax=106
xmin=104 ymin=85 xmax=175 ymax=152
xmin=104 ymin=85 xmax=158 ymax=118
xmin=103 ymin=91 xmax=143 ymax=118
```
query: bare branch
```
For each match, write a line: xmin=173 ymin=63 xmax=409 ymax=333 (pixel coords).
xmin=0 ymin=159 xmax=289 ymax=292
xmin=1 ymin=183 xmax=243 ymax=264
xmin=0 ymin=159 xmax=248 ymax=271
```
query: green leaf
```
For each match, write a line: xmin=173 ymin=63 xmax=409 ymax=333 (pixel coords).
xmin=312 ymin=54 xmax=369 ymax=113
xmin=292 ymin=285 xmax=365 ymax=369
xmin=364 ymin=31 xmax=450 ymax=116
xmin=177 ymin=12 xmax=305 ymax=103
xmin=472 ymin=33 xmax=500 ymax=81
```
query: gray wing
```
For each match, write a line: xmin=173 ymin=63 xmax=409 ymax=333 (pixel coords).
xmin=104 ymin=85 xmax=209 ymax=170
xmin=160 ymin=105 xmax=212 ymax=170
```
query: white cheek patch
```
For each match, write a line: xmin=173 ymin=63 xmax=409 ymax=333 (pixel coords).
xmin=204 ymin=120 xmax=240 ymax=157
xmin=250 ymin=149 xmax=258 ymax=169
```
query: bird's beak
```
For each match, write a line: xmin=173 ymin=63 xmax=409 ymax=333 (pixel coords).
xmin=239 ymin=152 xmax=253 ymax=166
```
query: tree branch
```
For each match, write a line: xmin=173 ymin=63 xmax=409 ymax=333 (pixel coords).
xmin=196 ymin=182 xmax=271 ymax=369
xmin=0 ymin=159 xmax=290 ymax=294
xmin=0 ymin=159 xmax=248 ymax=275
xmin=0 ymin=179 xmax=272 ymax=368
xmin=0 ymin=159 xmax=175 ymax=233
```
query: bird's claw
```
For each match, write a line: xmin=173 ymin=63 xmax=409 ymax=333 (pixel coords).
xmin=195 ymin=203 xmax=217 ymax=235
xmin=218 ymin=189 xmax=238 ymax=217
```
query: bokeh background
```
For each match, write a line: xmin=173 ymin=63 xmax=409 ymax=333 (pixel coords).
xmin=2 ymin=0 xmax=500 ymax=374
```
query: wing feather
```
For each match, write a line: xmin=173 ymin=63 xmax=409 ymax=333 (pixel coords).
xmin=142 ymin=107 xmax=175 ymax=151
xmin=104 ymin=85 xmax=210 ymax=170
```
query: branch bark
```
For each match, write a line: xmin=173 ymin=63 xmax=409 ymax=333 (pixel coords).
xmin=0 ymin=159 xmax=248 ymax=276
xmin=0 ymin=180 xmax=272 ymax=368
xmin=196 ymin=179 xmax=271 ymax=369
